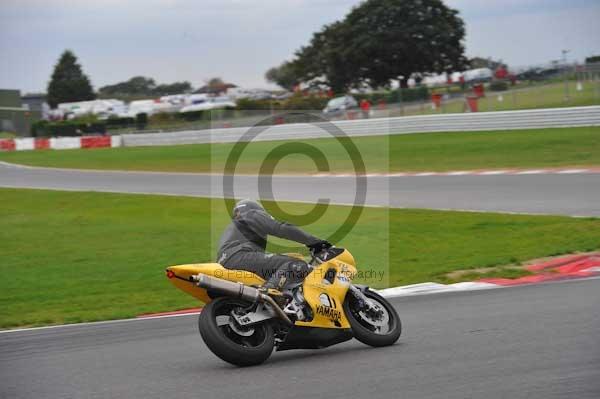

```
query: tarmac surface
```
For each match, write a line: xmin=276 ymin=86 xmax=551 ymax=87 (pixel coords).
xmin=1 ymin=163 xmax=599 ymax=216
xmin=1 ymin=278 xmax=599 ymax=399
xmin=2 ymin=163 xmax=599 ymax=398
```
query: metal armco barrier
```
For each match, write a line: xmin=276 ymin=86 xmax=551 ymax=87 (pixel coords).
xmin=120 ymin=106 xmax=600 ymax=147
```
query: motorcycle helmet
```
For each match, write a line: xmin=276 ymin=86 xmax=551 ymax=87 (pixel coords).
xmin=233 ymin=199 xmax=264 ymax=218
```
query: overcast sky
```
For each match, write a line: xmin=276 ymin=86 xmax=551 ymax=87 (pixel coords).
xmin=1 ymin=0 xmax=599 ymax=93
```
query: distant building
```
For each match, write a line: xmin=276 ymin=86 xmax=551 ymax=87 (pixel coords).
xmin=0 ymin=89 xmax=41 ymax=136
xmin=22 ymin=93 xmax=49 ymax=119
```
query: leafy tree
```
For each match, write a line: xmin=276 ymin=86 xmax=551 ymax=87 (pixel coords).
xmin=153 ymin=81 xmax=192 ymax=95
xmin=293 ymin=21 xmax=356 ymax=93
xmin=47 ymin=50 xmax=95 ymax=108
xmin=195 ymin=77 xmax=236 ymax=94
xmin=207 ymin=77 xmax=224 ymax=88
xmin=205 ymin=77 xmax=227 ymax=93
xmin=99 ymin=76 xmax=156 ymax=96
xmin=99 ymin=76 xmax=192 ymax=97
xmin=585 ymin=55 xmax=600 ymax=64
xmin=271 ymin=0 xmax=466 ymax=91
xmin=265 ymin=61 xmax=302 ymax=90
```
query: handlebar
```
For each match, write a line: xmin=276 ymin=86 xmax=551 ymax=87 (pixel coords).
xmin=309 ymin=245 xmax=334 ymax=265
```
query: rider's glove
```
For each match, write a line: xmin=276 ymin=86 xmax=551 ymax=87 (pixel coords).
xmin=307 ymin=240 xmax=332 ymax=252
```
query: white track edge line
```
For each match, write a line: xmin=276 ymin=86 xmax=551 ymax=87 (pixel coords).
xmin=3 ymin=276 xmax=600 ymax=335
xmin=1 ymin=161 xmax=599 ymax=177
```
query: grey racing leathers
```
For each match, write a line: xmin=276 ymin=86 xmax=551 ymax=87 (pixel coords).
xmin=216 ymin=200 xmax=321 ymax=291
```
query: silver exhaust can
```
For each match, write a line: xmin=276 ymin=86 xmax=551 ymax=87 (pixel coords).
xmin=194 ymin=274 xmax=261 ymax=303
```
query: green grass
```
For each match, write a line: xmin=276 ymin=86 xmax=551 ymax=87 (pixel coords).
xmin=1 ymin=126 xmax=599 ymax=174
xmin=476 ymin=81 xmax=599 ymax=112
xmin=398 ymin=80 xmax=600 ymax=116
xmin=2 ymin=188 xmax=599 ymax=328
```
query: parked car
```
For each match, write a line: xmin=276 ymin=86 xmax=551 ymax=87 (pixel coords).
xmin=322 ymin=95 xmax=358 ymax=118
xmin=179 ymin=96 xmax=236 ymax=113
xmin=462 ymin=68 xmax=493 ymax=83
xmin=127 ymin=100 xmax=158 ymax=116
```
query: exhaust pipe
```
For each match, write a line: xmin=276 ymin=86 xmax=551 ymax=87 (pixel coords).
xmin=192 ymin=274 xmax=292 ymax=325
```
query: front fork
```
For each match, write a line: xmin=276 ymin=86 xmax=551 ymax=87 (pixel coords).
xmin=348 ymin=284 xmax=385 ymax=320
xmin=348 ymin=284 xmax=371 ymax=310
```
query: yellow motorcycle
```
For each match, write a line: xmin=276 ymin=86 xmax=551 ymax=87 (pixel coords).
xmin=166 ymin=246 xmax=401 ymax=366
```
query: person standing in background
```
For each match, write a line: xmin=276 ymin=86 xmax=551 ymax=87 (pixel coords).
xmin=360 ymin=98 xmax=371 ymax=119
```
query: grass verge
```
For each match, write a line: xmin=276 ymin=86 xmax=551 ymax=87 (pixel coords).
xmin=400 ymin=81 xmax=600 ymax=116
xmin=1 ymin=126 xmax=599 ymax=174
xmin=1 ymin=188 xmax=599 ymax=328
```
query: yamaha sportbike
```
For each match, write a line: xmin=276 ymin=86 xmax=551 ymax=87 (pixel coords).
xmin=166 ymin=246 xmax=401 ymax=366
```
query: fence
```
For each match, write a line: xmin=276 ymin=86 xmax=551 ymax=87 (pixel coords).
xmin=101 ymin=75 xmax=600 ymax=136
xmin=120 ymin=105 xmax=600 ymax=147
xmin=3 ymin=106 xmax=598 ymax=151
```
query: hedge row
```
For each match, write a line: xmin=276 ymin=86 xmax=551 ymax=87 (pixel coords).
xmin=32 ymin=120 xmax=107 ymax=137
xmin=235 ymin=95 xmax=330 ymax=111
xmin=354 ymin=86 xmax=430 ymax=103
xmin=32 ymin=114 xmax=150 ymax=137
xmin=234 ymin=88 xmax=431 ymax=110
xmin=489 ymin=80 xmax=509 ymax=91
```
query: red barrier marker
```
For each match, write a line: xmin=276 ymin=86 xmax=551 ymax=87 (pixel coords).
xmin=431 ymin=93 xmax=443 ymax=108
xmin=81 ymin=136 xmax=111 ymax=149
xmin=466 ymin=96 xmax=479 ymax=112
xmin=0 ymin=139 xmax=15 ymax=151
xmin=34 ymin=138 xmax=50 ymax=150
xmin=473 ymin=83 xmax=485 ymax=98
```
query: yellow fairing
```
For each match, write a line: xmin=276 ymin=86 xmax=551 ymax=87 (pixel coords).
xmin=296 ymin=249 xmax=357 ymax=329
xmin=166 ymin=263 xmax=264 ymax=304
xmin=167 ymin=249 xmax=357 ymax=330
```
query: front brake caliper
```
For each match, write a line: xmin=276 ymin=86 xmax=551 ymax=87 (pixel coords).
xmin=349 ymin=285 xmax=370 ymax=310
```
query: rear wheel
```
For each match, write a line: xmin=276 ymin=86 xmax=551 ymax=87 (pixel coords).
xmin=344 ymin=289 xmax=401 ymax=347
xmin=198 ymin=297 xmax=274 ymax=366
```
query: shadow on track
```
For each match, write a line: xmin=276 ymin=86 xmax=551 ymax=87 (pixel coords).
xmin=188 ymin=341 xmax=407 ymax=371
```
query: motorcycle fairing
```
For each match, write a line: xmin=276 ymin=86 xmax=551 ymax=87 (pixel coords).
xmin=166 ymin=249 xmax=358 ymax=330
xmin=276 ymin=326 xmax=353 ymax=351
xmin=167 ymin=263 xmax=265 ymax=303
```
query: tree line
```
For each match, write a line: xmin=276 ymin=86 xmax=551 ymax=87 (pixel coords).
xmin=48 ymin=0 xmax=470 ymax=108
xmin=46 ymin=51 xmax=226 ymax=108
xmin=266 ymin=0 xmax=467 ymax=92
xmin=97 ymin=76 xmax=192 ymax=97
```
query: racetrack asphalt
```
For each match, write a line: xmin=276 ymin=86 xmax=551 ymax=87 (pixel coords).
xmin=1 ymin=163 xmax=599 ymax=216
xmin=1 ymin=278 xmax=599 ymax=399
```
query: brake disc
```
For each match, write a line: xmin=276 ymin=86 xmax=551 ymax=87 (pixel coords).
xmin=228 ymin=316 xmax=255 ymax=337
xmin=358 ymin=301 xmax=389 ymax=328
xmin=217 ymin=314 xmax=256 ymax=337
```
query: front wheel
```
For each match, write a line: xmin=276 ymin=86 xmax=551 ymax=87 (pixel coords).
xmin=344 ymin=288 xmax=401 ymax=347
xmin=198 ymin=297 xmax=274 ymax=366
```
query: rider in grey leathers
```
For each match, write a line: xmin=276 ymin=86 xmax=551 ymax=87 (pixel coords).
xmin=217 ymin=199 xmax=331 ymax=293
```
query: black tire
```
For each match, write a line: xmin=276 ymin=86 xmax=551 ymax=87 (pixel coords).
xmin=198 ymin=297 xmax=274 ymax=367
xmin=344 ymin=289 xmax=401 ymax=347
